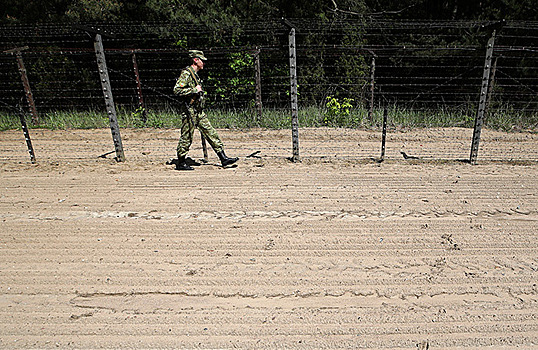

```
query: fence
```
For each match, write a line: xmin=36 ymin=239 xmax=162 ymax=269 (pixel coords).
xmin=1 ymin=19 xmax=537 ymax=164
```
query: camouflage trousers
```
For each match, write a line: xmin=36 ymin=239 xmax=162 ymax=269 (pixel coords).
xmin=177 ymin=106 xmax=224 ymax=158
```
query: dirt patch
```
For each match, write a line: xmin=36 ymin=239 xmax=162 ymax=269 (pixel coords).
xmin=0 ymin=128 xmax=537 ymax=348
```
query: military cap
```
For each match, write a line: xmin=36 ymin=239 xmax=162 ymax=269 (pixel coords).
xmin=189 ymin=50 xmax=207 ymax=60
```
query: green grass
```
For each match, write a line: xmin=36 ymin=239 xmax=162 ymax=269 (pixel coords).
xmin=0 ymin=106 xmax=536 ymax=132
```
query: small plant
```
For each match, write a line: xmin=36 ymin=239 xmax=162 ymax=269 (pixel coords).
xmin=324 ymin=96 xmax=354 ymax=126
xmin=130 ymin=106 xmax=147 ymax=127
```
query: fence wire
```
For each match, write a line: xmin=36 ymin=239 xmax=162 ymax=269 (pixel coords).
xmin=1 ymin=20 xmax=537 ymax=162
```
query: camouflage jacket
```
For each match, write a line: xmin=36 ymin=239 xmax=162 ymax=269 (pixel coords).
xmin=173 ymin=66 xmax=205 ymax=107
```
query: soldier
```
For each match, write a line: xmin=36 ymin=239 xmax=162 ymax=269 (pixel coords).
xmin=173 ymin=50 xmax=238 ymax=170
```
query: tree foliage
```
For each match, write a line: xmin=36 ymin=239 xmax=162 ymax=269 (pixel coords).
xmin=2 ymin=0 xmax=536 ymax=23
xmin=65 ymin=0 xmax=123 ymax=21
xmin=1 ymin=0 xmax=536 ymax=115
xmin=362 ymin=0 xmax=538 ymax=20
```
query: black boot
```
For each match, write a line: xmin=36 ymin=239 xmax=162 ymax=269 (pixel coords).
xmin=175 ymin=155 xmax=194 ymax=170
xmin=217 ymin=150 xmax=238 ymax=167
xmin=185 ymin=157 xmax=202 ymax=166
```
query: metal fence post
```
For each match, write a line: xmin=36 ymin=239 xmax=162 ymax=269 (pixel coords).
xmin=94 ymin=32 xmax=126 ymax=162
xmin=369 ymin=55 xmax=376 ymax=122
xmin=283 ymin=19 xmax=300 ymax=162
xmin=380 ymin=108 xmax=387 ymax=161
xmin=485 ymin=55 xmax=498 ymax=118
xmin=17 ymin=108 xmax=37 ymax=164
xmin=75 ymin=25 xmax=126 ymax=162
xmin=470 ymin=30 xmax=496 ymax=164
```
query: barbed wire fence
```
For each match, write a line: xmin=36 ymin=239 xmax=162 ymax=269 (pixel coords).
xmin=1 ymin=19 xmax=537 ymax=164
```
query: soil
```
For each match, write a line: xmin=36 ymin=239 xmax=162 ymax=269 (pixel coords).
xmin=1 ymin=127 xmax=537 ymax=349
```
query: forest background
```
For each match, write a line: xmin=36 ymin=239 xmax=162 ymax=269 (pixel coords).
xmin=2 ymin=0 xmax=537 ymax=23
xmin=1 ymin=0 xmax=537 ymax=130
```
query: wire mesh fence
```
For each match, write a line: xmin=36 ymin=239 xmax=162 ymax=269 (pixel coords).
xmin=1 ymin=19 xmax=537 ymax=163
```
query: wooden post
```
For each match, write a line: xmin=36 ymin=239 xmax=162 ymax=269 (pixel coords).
xmin=131 ymin=51 xmax=147 ymax=123
xmin=254 ymin=48 xmax=263 ymax=125
xmin=4 ymin=46 xmax=39 ymax=125
xmin=3 ymin=47 xmax=37 ymax=163
xmin=470 ymin=30 xmax=496 ymax=164
xmin=94 ymin=33 xmax=126 ymax=162
xmin=286 ymin=23 xmax=300 ymax=162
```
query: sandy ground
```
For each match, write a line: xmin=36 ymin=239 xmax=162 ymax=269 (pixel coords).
xmin=0 ymin=127 xmax=537 ymax=349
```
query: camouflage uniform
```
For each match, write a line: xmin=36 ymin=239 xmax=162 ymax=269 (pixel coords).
xmin=174 ymin=66 xmax=224 ymax=158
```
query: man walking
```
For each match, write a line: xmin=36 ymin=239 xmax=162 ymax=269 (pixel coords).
xmin=173 ymin=50 xmax=238 ymax=170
